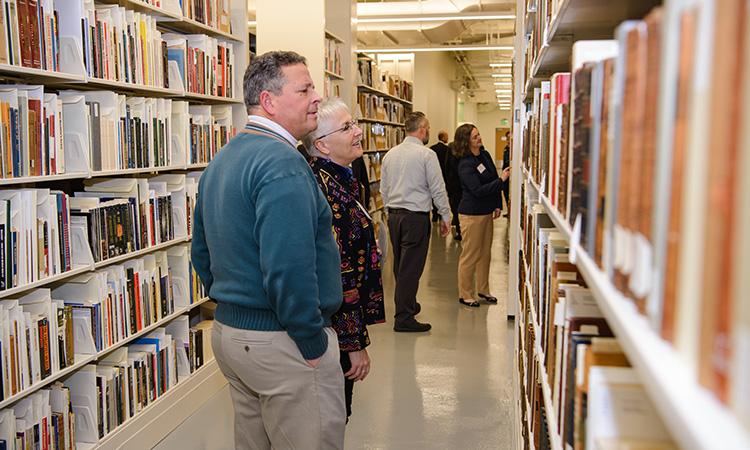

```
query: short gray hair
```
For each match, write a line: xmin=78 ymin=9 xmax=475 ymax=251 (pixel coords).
xmin=405 ymin=111 xmax=427 ymax=133
xmin=243 ymin=51 xmax=307 ymax=110
xmin=302 ymin=98 xmax=351 ymax=156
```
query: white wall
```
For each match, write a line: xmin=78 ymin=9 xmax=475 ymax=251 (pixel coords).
xmin=413 ymin=52 xmax=457 ymax=145
xmin=474 ymin=107 xmax=513 ymax=160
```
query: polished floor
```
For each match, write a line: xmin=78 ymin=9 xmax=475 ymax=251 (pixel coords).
xmin=344 ymin=218 xmax=517 ymax=450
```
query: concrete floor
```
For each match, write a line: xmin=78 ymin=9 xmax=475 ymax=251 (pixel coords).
xmin=344 ymin=218 xmax=516 ymax=450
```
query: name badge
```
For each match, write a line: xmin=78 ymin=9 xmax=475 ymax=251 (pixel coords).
xmin=477 ymin=164 xmax=486 ymax=174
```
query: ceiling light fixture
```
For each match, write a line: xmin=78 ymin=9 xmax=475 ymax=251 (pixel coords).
xmin=247 ymin=21 xmax=257 ymax=27
xmin=494 ymin=82 xmax=512 ymax=85
xmin=357 ymin=13 xmax=516 ymax=24
xmin=492 ymin=74 xmax=512 ymax=78
xmin=361 ymin=45 xmax=514 ymax=53
xmin=489 ymin=63 xmax=513 ymax=68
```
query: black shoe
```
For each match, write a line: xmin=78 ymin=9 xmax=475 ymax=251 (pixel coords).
xmin=459 ymin=298 xmax=480 ymax=307
xmin=415 ymin=302 xmax=421 ymax=315
xmin=394 ymin=320 xmax=432 ymax=332
xmin=477 ymin=293 xmax=498 ymax=304
xmin=453 ymin=231 xmax=462 ymax=241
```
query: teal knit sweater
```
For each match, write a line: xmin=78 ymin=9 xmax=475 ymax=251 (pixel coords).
xmin=191 ymin=124 xmax=342 ymax=359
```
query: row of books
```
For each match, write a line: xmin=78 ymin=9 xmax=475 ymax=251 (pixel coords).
xmin=181 ymin=0 xmax=232 ymax=34
xmin=324 ymin=36 xmax=342 ymax=77
xmin=520 ymin=1 xmax=750 ymax=420
xmin=361 ymin=123 xmax=404 ymax=153
xmin=0 ymin=0 xmax=61 ymax=71
xmin=518 ymin=188 xmax=675 ymax=449
xmin=59 ymin=318 xmax=212 ymax=445
xmin=164 ymin=34 xmax=235 ymax=98
xmin=0 ymin=1 xmax=239 ymax=98
xmin=356 ymin=57 xmax=413 ymax=103
xmin=323 ymin=76 xmax=340 ymax=100
xmin=357 ymin=92 xmax=409 ymax=124
xmin=73 ymin=175 xmax=199 ymax=263
xmin=0 ymin=85 xmax=234 ymax=179
xmin=78 ymin=3 xmax=168 ymax=88
xmin=362 ymin=152 xmax=382 ymax=183
xmin=368 ymin=181 xmax=383 ymax=214
xmin=0 ymin=243 xmax=205 ymax=403
xmin=523 ymin=0 xmax=563 ymax=87
xmin=0 ymin=173 xmax=200 ymax=290
xmin=0 ymin=383 xmax=75 ymax=450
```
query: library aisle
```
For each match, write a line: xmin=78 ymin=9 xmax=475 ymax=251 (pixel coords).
xmin=344 ymin=219 xmax=516 ymax=449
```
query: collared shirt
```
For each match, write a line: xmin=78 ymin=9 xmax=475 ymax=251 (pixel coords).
xmin=247 ymin=115 xmax=297 ymax=146
xmin=380 ymin=136 xmax=451 ymax=221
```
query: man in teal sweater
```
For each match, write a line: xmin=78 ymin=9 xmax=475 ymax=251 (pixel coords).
xmin=191 ymin=51 xmax=346 ymax=449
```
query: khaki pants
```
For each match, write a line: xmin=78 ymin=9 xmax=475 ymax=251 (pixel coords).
xmin=212 ymin=321 xmax=346 ymax=450
xmin=458 ymin=213 xmax=494 ymax=300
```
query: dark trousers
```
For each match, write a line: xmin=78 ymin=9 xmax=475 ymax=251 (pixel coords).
xmin=339 ymin=351 xmax=354 ymax=419
xmin=501 ymin=183 xmax=510 ymax=211
xmin=387 ymin=210 xmax=431 ymax=325
xmin=448 ymin=195 xmax=462 ymax=230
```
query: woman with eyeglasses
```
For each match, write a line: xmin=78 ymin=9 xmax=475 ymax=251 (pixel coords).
xmin=302 ymin=98 xmax=385 ymax=421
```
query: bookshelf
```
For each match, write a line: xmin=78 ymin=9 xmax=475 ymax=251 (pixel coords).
xmin=511 ymin=0 xmax=750 ymax=449
xmin=0 ymin=0 xmax=247 ymax=448
xmin=355 ymin=53 xmax=414 ymax=219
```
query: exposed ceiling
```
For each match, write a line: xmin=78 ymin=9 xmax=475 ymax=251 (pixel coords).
xmin=247 ymin=0 xmax=517 ymax=108
xmin=357 ymin=0 xmax=515 ymax=106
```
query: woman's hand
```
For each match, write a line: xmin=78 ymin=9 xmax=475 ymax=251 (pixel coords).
xmin=500 ymin=167 xmax=511 ymax=181
xmin=345 ymin=349 xmax=371 ymax=381
xmin=493 ymin=208 xmax=502 ymax=219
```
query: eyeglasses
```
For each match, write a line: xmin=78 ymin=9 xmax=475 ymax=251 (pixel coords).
xmin=316 ymin=120 xmax=358 ymax=140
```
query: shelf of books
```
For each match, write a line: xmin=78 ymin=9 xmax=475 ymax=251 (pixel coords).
xmin=512 ymin=0 xmax=750 ymax=449
xmin=523 ymin=0 xmax=659 ymax=97
xmin=355 ymin=53 xmax=413 ymax=222
xmin=0 ymin=0 xmax=247 ymax=448
xmin=324 ymin=31 xmax=344 ymax=98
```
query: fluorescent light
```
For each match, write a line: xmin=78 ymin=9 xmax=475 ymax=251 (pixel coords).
xmin=358 ymin=13 xmax=516 ymax=23
xmin=361 ymin=45 xmax=514 ymax=53
xmin=495 ymin=89 xmax=512 ymax=93
xmin=492 ymin=74 xmax=512 ymax=78
xmin=247 ymin=21 xmax=257 ymax=27
xmin=490 ymin=63 xmax=512 ymax=68
xmin=494 ymin=82 xmax=512 ymax=86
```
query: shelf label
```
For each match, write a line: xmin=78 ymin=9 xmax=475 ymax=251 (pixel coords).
xmin=569 ymin=214 xmax=581 ymax=264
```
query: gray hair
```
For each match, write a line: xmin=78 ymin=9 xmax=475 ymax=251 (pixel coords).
xmin=405 ymin=111 xmax=427 ymax=133
xmin=243 ymin=51 xmax=307 ymax=111
xmin=302 ymin=97 xmax=351 ymax=156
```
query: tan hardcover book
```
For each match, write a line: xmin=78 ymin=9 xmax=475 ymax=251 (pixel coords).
xmin=699 ymin=0 xmax=747 ymax=401
xmin=616 ymin=23 xmax=647 ymax=301
xmin=574 ymin=338 xmax=630 ymax=450
xmin=731 ymin=0 xmax=750 ymax=429
xmin=638 ymin=5 xmax=663 ymax=268
xmin=661 ymin=8 xmax=698 ymax=342
xmin=586 ymin=367 xmax=674 ymax=450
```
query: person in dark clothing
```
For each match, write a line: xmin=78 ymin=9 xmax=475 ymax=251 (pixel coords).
xmin=430 ymin=131 xmax=451 ymax=222
xmin=454 ymin=123 xmax=510 ymax=307
xmin=351 ymin=156 xmax=371 ymax=208
xmin=444 ymin=141 xmax=463 ymax=241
